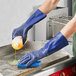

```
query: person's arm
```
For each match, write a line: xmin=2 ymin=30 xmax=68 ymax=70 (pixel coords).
xmin=61 ymin=14 xmax=76 ymax=39
xmin=39 ymin=0 xmax=60 ymax=14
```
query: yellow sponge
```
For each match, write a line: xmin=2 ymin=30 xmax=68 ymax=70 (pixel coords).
xmin=12 ymin=36 xmax=23 ymax=50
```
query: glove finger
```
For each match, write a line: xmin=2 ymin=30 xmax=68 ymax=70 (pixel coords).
xmin=21 ymin=54 xmax=30 ymax=59
xmin=26 ymin=58 xmax=34 ymax=67
xmin=23 ymin=34 xmax=27 ymax=44
xmin=19 ymin=56 xmax=29 ymax=63
xmin=12 ymin=29 xmax=17 ymax=40
xmin=26 ymin=54 xmax=36 ymax=67
xmin=23 ymin=29 xmax=27 ymax=44
xmin=18 ymin=54 xmax=31 ymax=64
xmin=19 ymin=57 xmax=30 ymax=65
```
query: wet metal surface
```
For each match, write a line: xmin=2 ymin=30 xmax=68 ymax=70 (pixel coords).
xmin=0 ymin=41 xmax=71 ymax=76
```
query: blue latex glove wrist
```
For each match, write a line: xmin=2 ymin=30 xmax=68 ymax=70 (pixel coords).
xmin=18 ymin=32 xmax=68 ymax=67
xmin=12 ymin=9 xmax=46 ymax=44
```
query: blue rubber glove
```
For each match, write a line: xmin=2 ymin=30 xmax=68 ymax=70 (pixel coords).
xmin=12 ymin=9 xmax=47 ymax=44
xmin=18 ymin=32 xmax=68 ymax=67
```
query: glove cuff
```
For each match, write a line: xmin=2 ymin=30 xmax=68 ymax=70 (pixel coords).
xmin=26 ymin=9 xmax=47 ymax=24
xmin=56 ymin=32 xmax=69 ymax=46
xmin=24 ymin=9 xmax=47 ymax=31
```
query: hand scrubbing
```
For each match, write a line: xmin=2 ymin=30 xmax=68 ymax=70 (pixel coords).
xmin=18 ymin=32 xmax=68 ymax=67
xmin=17 ymin=61 xmax=41 ymax=68
xmin=12 ymin=9 xmax=46 ymax=45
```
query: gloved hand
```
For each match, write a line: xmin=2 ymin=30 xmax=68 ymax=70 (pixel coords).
xmin=18 ymin=32 xmax=68 ymax=67
xmin=12 ymin=9 xmax=46 ymax=44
